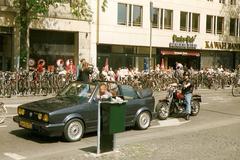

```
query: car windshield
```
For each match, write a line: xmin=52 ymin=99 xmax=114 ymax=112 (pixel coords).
xmin=58 ymin=83 xmax=95 ymax=98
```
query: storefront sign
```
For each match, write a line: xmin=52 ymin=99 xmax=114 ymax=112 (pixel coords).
xmin=161 ymin=50 xmax=200 ymax=57
xmin=169 ymin=35 xmax=197 ymax=49
xmin=205 ymin=41 xmax=240 ymax=50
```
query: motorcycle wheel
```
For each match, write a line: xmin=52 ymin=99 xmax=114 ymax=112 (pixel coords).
xmin=156 ymin=102 xmax=170 ymax=120
xmin=191 ymin=100 xmax=200 ymax=116
xmin=232 ymin=84 xmax=240 ymax=97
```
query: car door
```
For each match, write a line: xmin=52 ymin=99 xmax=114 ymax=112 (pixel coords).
xmin=83 ymin=84 xmax=98 ymax=132
xmin=119 ymin=85 xmax=144 ymax=126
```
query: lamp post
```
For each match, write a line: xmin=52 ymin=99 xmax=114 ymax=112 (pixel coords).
xmin=149 ymin=2 xmax=153 ymax=71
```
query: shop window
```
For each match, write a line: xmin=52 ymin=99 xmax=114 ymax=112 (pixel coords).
xmin=29 ymin=30 xmax=75 ymax=66
xmin=98 ymin=45 xmax=112 ymax=53
xmin=117 ymin=3 xmax=127 ymax=25
xmin=0 ymin=36 xmax=3 ymax=52
xmin=230 ymin=18 xmax=238 ymax=36
xmin=164 ymin=9 xmax=173 ymax=30
xmin=152 ymin=8 xmax=159 ymax=28
xmin=192 ymin=13 xmax=200 ymax=32
xmin=206 ymin=15 xmax=213 ymax=33
xmin=217 ymin=17 xmax=224 ymax=34
xmin=133 ymin=5 xmax=143 ymax=27
xmin=180 ymin=12 xmax=188 ymax=31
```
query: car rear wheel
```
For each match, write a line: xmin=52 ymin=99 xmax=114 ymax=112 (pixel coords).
xmin=136 ymin=111 xmax=151 ymax=130
xmin=64 ymin=119 xmax=84 ymax=142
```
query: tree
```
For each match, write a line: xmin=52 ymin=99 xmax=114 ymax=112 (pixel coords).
xmin=13 ymin=0 xmax=107 ymax=70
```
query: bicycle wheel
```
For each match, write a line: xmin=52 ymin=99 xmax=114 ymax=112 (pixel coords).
xmin=232 ymin=84 xmax=240 ymax=97
xmin=0 ymin=103 xmax=7 ymax=124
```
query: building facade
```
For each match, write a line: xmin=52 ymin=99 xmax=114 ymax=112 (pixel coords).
xmin=0 ymin=0 xmax=91 ymax=71
xmin=94 ymin=0 xmax=240 ymax=70
xmin=1 ymin=0 xmax=240 ymax=71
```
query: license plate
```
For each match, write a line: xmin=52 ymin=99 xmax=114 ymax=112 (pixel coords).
xmin=20 ymin=120 xmax=32 ymax=129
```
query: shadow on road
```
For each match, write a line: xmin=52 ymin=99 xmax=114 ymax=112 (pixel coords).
xmin=80 ymin=146 xmax=97 ymax=154
xmin=202 ymin=108 xmax=240 ymax=117
xmin=9 ymin=129 xmax=63 ymax=143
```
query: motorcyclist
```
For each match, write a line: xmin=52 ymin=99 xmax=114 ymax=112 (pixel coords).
xmin=169 ymin=71 xmax=193 ymax=120
xmin=237 ymin=64 xmax=240 ymax=84
xmin=181 ymin=71 xmax=193 ymax=120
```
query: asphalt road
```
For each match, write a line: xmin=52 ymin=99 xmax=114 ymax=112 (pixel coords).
xmin=0 ymin=89 xmax=240 ymax=160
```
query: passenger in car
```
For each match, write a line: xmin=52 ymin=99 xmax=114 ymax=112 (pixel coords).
xmin=97 ymin=84 xmax=112 ymax=100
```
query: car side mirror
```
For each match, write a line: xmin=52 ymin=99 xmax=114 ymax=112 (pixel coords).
xmin=92 ymin=97 xmax=99 ymax=103
xmin=136 ymin=91 xmax=142 ymax=98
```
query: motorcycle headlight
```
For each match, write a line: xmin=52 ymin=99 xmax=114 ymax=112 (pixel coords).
xmin=42 ymin=114 xmax=49 ymax=122
xmin=18 ymin=108 xmax=25 ymax=116
xmin=38 ymin=113 xmax=43 ymax=120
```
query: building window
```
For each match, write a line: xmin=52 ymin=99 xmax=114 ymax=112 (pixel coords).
xmin=230 ymin=0 xmax=236 ymax=5
xmin=117 ymin=3 xmax=143 ymax=27
xmin=160 ymin=9 xmax=164 ymax=29
xmin=206 ymin=15 xmax=224 ymax=34
xmin=206 ymin=15 xmax=213 ymax=33
xmin=217 ymin=17 xmax=224 ymax=34
xmin=117 ymin=3 xmax=127 ymax=25
xmin=219 ymin=0 xmax=225 ymax=4
xmin=230 ymin=18 xmax=239 ymax=36
xmin=180 ymin=12 xmax=200 ymax=32
xmin=164 ymin=9 xmax=173 ymax=30
xmin=128 ymin=4 xmax=132 ymax=26
xmin=152 ymin=8 xmax=159 ymax=28
xmin=152 ymin=8 xmax=173 ymax=30
xmin=192 ymin=13 xmax=200 ymax=32
xmin=133 ymin=5 xmax=143 ymax=27
xmin=180 ymin=12 xmax=188 ymax=31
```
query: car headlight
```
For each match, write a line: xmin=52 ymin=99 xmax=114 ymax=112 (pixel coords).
xmin=42 ymin=114 xmax=49 ymax=122
xmin=38 ymin=113 xmax=43 ymax=120
xmin=18 ymin=108 xmax=25 ymax=116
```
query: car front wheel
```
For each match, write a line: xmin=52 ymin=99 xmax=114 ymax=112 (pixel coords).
xmin=64 ymin=119 xmax=84 ymax=142
xmin=136 ymin=111 xmax=151 ymax=130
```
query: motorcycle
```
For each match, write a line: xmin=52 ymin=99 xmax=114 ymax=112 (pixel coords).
xmin=156 ymin=84 xmax=202 ymax=120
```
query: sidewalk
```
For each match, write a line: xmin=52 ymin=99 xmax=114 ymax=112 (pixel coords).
xmin=1 ymin=95 xmax=54 ymax=108
xmin=1 ymin=88 xmax=232 ymax=108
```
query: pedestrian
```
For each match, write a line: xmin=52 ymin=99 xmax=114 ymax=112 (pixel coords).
xmin=81 ymin=59 xmax=91 ymax=82
xmin=66 ymin=59 xmax=76 ymax=75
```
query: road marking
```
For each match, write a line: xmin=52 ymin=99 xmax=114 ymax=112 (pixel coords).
xmin=201 ymin=102 xmax=209 ymax=105
xmin=150 ymin=118 xmax=190 ymax=128
xmin=4 ymin=153 xmax=26 ymax=160
xmin=5 ymin=104 xmax=21 ymax=108
xmin=0 ymin=125 xmax=7 ymax=128
xmin=6 ymin=114 xmax=18 ymax=118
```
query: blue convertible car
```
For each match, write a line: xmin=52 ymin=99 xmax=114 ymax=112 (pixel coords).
xmin=13 ymin=82 xmax=155 ymax=142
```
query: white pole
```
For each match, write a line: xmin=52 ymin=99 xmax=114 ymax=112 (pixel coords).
xmin=97 ymin=101 xmax=101 ymax=155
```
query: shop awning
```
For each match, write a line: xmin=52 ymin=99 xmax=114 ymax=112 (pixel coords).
xmin=161 ymin=50 xmax=200 ymax=57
